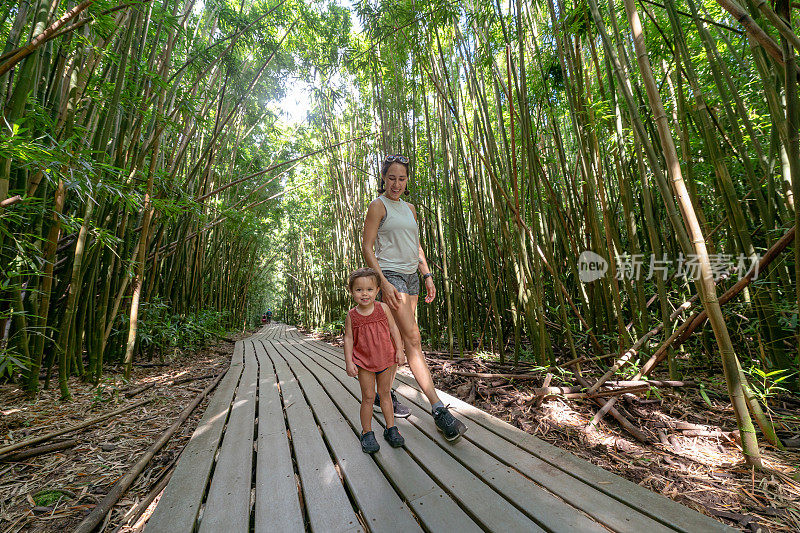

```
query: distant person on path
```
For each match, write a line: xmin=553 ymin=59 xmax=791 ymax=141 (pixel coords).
xmin=266 ymin=309 xmax=273 ymax=324
xmin=344 ymin=268 xmax=406 ymax=453
xmin=361 ymin=154 xmax=467 ymax=442
xmin=261 ymin=313 xmax=267 ymax=325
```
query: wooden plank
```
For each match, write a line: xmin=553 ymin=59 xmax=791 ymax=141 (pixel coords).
xmin=390 ymin=376 xmax=733 ymax=532
xmin=279 ymin=324 xmax=295 ymax=340
xmin=275 ymin=341 xmax=423 ymax=533
xmin=279 ymin=342 xmax=483 ymax=533
xmin=146 ymin=341 xmax=245 ymax=532
xmin=392 ymin=382 xmax=670 ymax=532
xmin=252 ymin=340 xmax=304 ymax=533
xmin=300 ymin=338 xmax=733 ymax=533
xmin=282 ymin=339 xmax=544 ymax=533
xmin=263 ymin=341 xmax=363 ymax=533
xmin=198 ymin=340 xmax=259 ymax=533
xmin=380 ymin=383 xmax=609 ymax=533
xmin=292 ymin=339 xmax=597 ymax=532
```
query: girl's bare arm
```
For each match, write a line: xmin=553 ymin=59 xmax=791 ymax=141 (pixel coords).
xmin=344 ymin=313 xmax=357 ymax=376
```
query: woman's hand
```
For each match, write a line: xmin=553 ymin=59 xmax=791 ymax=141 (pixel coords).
xmin=381 ymin=279 xmax=401 ymax=310
xmin=396 ymin=348 xmax=406 ymax=366
xmin=424 ymin=276 xmax=436 ymax=303
xmin=346 ymin=362 xmax=358 ymax=377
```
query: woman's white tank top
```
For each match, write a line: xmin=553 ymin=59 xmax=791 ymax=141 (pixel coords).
xmin=375 ymin=195 xmax=419 ymax=274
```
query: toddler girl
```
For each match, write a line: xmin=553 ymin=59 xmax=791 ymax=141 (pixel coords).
xmin=344 ymin=267 xmax=406 ymax=453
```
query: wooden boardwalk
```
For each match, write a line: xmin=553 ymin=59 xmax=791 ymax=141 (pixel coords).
xmin=146 ymin=324 xmax=732 ymax=532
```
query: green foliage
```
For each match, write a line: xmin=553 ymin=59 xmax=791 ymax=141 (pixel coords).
xmin=123 ymin=300 xmax=231 ymax=359
xmin=563 ymin=2 xmax=592 ymax=37
xmin=746 ymin=366 xmax=797 ymax=405
xmin=92 ymin=376 xmax=123 ymax=407
xmin=316 ymin=317 xmax=344 ymax=336
xmin=0 ymin=346 xmax=29 ymax=380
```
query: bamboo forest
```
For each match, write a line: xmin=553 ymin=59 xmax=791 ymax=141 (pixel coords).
xmin=1 ymin=0 xmax=800 ymax=530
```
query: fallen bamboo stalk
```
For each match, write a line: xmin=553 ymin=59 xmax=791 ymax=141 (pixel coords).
xmin=0 ymin=439 xmax=79 ymax=462
xmin=605 ymin=380 xmax=696 ymax=387
xmin=170 ymin=372 xmax=215 ymax=385
xmin=557 ymin=355 xmax=587 ymax=368
xmin=114 ymin=454 xmax=181 ymax=532
xmin=573 ymin=369 xmax=651 ymax=443
xmin=528 ymin=383 xmax=651 ymax=401
xmin=562 ymin=385 xmax=652 ymax=400
xmin=123 ymin=372 xmax=218 ymax=399
xmin=527 ymin=385 xmax=582 ymax=397
xmin=657 ymin=429 xmax=674 ymax=451
xmin=0 ymin=398 xmax=153 ymax=457
xmin=681 ymin=429 xmax=736 ymax=438
xmin=582 ymin=352 xmax=625 ymax=363
xmin=74 ymin=369 xmax=226 ymax=533
xmin=448 ymin=370 xmax=539 ymax=380
xmin=124 ymin=383 xmax=155 ymax=398
xmin=526 ymin=379 xmax=694 ymax=401
xmin=425 ymin=353 xmax=475 ymax=361
xmin=534 ymin=373 xmax=552 ymax=408
xmin=114 ymin=470 xmax=174 ymax=533
xmin=654 ymin=420 xmax=712 ymax=430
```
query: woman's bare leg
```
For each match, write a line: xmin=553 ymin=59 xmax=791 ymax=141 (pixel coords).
xmin=389 ymin=293 xmax=440 ymax=406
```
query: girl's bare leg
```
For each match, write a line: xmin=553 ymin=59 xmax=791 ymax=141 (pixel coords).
xmin=389 ymin=293 xmax=440 ymax=407
xmin=376 ymin=366 xmax=396 ymax=428
xmin=357 ymin=368 xmax=376 ymax=433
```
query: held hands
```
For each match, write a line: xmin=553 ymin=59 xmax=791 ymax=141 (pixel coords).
xmin=424 ymin=276 xmax=436 ymax=303
xmin=381 ymin=279 xmax=401 ymax=310
xmin=396 ymin=348 xmax=406 ymax=366
xmin=346 ymin=361 xmax=358 ymax=377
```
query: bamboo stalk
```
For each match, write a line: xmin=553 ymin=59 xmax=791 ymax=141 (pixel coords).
xmin=74 ymin=370 xmax=225 ymax=533
xmin=0 ymin=399 xmax=152 ymax=457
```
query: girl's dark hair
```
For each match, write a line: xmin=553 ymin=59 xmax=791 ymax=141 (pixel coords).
xmin=378 ymin=157 xmax=411 ymax=196
xmin=348 ymin=267 xmax=380 ymax=291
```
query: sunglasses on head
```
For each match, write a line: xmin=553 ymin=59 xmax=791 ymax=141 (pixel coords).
xmin=384 ymin=154 xmax=409 ymax=164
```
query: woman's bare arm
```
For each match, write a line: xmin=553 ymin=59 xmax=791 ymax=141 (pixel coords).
xmin=381 ymin=302 xmax=405 ymax=364
xmin=362 ymin=199 xmax=402 ymax=309
xmin=408 ymin=204 xmax=436 ymax=303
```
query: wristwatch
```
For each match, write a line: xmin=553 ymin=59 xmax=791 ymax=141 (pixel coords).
xmin=422 ymin=273 xmax=433 ymax=280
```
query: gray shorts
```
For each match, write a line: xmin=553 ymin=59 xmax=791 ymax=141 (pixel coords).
xmin=381 ymin=270 xmax=419 ymax=296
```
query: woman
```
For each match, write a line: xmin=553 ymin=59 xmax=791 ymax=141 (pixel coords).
xmin=361 ymin=154 xmax=467 ymax=442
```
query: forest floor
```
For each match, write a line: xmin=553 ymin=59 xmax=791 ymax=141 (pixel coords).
xmin=312 ymin=329 xmax=800 ymax=533
xmin=0 ymin=332 xmax=247 ymax=533
xmin=1 ymin=328 xmax=798 ymax=533
xmin=413 ymin=357 xmax=800 ymax=533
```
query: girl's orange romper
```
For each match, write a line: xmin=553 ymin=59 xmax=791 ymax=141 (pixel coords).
xmin=349 ymin=304 xmax=396 ymax=372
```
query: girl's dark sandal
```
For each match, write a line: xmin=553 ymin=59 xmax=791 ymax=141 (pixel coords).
xmin=383 ymin=426 xmax=405 ymax=448
xmin=361 ymin=431 xmax=380 ymax=453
